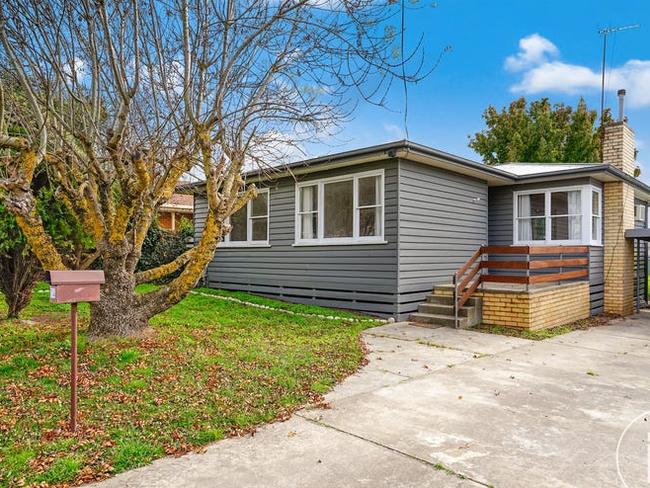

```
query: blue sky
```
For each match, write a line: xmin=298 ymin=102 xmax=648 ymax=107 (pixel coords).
xmin=304 ymin=0 xmax=650 ymax=178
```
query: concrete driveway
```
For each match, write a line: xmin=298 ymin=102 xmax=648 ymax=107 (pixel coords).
xmin=95 ymin=315 xmax=650 ymax=488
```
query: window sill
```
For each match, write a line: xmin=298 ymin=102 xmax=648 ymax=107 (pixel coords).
xmin=513 ymin=241 xmax=600 ymax=247
xmin=218 ymin=242 xmax=271 ymax=248
xmin=292 ymin=239 xmax=387 ymax=247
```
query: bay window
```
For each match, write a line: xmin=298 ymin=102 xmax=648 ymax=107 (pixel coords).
xmin=514 ymin=186 xmax=601 ymax=245
xmin=222 ymin=188 xmax=269 ymax=246
xmin=295 ymin=170 xmax=384 ymax=245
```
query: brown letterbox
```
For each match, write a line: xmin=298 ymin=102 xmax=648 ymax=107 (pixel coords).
xmin=47 ymin=270 xmax=106 ymax=304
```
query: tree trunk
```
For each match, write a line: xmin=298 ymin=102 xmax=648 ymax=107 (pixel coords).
xmin=6 ymin=286 xmax=35 ymax=319
xmin=88 ymin=268 xmax=148 ymax=337
xmin=0 ymin=249 xmax=41 ymax=319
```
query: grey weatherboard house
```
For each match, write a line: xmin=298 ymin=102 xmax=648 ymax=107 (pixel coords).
xmin=191 ymin=101 xmax=650 ymax=324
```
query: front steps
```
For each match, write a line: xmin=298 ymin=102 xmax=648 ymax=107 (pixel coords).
xmin=410 ymin=287 xmax=482 ymax=329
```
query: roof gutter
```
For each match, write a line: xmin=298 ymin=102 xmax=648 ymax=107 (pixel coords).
xmin=509 ymin=163 xmax=650 ymax=200
xmin=395 ymin=142 xmax=515 ymax=184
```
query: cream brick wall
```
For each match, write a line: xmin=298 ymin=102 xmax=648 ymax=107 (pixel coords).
xmin=603 ymin=181 xmax=635 ymax=315
xmin=602 ymin=122 xmax=636 ymax=176
xmin=436 ymin=282 xmax=590 ymax=330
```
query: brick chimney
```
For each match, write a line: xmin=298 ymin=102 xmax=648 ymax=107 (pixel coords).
xmin=603 ymin=88 xmax=636 ymax=316
xmin=602 ymin=89 xmax=637 ymax=175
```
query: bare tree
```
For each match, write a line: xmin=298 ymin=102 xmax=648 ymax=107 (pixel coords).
xmin=0 ymin=0 xmax=426 ymax=336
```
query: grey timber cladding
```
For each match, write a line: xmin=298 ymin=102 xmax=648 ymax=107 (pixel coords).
xmin=194 ymin=160 xmax=399 ymax=315
xmin=487 ymin=177 xmax=604 ymax=315
xmin=397 ymin=160 xmax=489 ymax=318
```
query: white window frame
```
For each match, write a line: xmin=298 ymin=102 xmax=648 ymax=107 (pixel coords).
xmin=513 ymin=185 xmax=602 ymax=246
xmin=294 ymin=169 xmax=386 ymax=246
xmin=591 ymin=188 xmax=602 ymax=246
xmin=220 ymin=188 xmax=270 ymax=248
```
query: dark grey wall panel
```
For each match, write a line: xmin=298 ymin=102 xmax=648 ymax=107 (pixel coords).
xmin=488 ymin=186 xmax=513 ymax=246
xmin=194 ymin=160 xmax=400 ymax=317
xmin=589 ymin=246 xmax=604 ymax=314
xmin=396 ymin=160 xmax=489 ymax=317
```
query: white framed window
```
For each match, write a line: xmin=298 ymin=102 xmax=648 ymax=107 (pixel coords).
xmin=221 ymin=188 xmax=270 ymax=247
xmin=592 ymin=189 xmax=602 ymax=244
xmin=635 ymin=203 xmax=647 ymax=223
xmin=294 ymin=170 xmax=385 ymax=246
xmin=513 ymin=185 xmax=602 ymax=246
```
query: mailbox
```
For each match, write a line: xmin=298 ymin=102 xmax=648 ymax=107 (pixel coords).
xmin=47 ymin=270 xmax=105 ymax=304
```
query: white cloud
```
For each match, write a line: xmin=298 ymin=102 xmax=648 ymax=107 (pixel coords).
xmin=507 ymin=35 xmax=650 ymax=108
xmin=511 ymin=61 xmax=600 ymax=94
xmin=504 ymin=33 xmax=559 ymax=72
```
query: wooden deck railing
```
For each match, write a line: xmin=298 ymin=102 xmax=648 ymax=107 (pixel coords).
xmin=452 ymin=245 xmax=589 ymax=328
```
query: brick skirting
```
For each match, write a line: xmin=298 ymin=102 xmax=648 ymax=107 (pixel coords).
xmin=435 ymin=282 xmax=591 ymax=330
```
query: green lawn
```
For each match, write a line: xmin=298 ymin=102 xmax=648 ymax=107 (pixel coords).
xmin=0 ymin=284 xmax=371 ymax=487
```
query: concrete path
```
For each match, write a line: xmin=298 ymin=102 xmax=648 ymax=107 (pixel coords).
xmin=95 ymin=315 xmax=650 ymax=488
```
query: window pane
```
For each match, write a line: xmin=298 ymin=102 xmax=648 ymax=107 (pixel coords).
xmin=324 ymin=180 xmax=353 ymax=238
xmin=552 ymin=216 xmax=568 ymax=240
xmin=518 ymin=217 xmax=545 ymax=241
xmin=229 ymin=206 xmax=247 ymax=241
xmin=518 ymin=193 xmax=544 ymax=217
xmin=299 ymin=185 xmax=318 ymax=212
xmin=251 ymin=218 xmax=267 ymax=241
xmin=251 ymin=192 xmax=268 ymax=217
xmin=552 ymin=215 xmax=581 ymax=240
xmin=359 ymin=207 xmax=382 ymax=237
xmin=635 ymin=204 xmax=646 ymax=222
xmin=592 ymin=216 xmax=599 ymax=241
xmin=592 ymin=191 xmax=600 ymax=215
xmin=358 ymin=176 xmax=379 ymax=206
xmin=551 ymin=192 xmax=568 ymax=215
xmin=301 ymin=213 xmax=318 ymax=240
xmin=551 ymin=190 xmax=580 ymax=215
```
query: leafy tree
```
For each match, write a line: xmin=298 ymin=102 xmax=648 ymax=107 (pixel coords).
xmin=0 ymin=170 xmax=92 ymax=318
xmin=0 ymin=75 xmax=92 ymax=318
xmin=0 ymin=1 xmax=428 ymax=336
xmin=469 ymin=97 xmax=610 ymax=165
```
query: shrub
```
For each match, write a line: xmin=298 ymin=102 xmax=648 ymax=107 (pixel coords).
xmin=136 ymin=217 xmax=193 ymax=283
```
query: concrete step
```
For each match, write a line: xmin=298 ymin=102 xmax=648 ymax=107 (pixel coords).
xmin=425 ymin=294 xmax=481 ymax=307
xmin=417 ymin=302 xmax=475 ymax=319
xmin=410 ymin=312 xmax=469 ymax=328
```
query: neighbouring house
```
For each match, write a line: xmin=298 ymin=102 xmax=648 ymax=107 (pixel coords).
xmin=157 ymin=193 xmax=193 ymax=231
xmin=188 ymin=90 xmax=649 ymax=329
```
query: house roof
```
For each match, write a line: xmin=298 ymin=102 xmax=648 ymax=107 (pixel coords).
xmin=178 ymin=140 xmax=650 ymax=201
xmin=159 ymin=193 xmax=193 ymax=213
xmin=497 ymin=163 xmax=602 ymax=176
xmin=178 ymin=140 xmax=515 ymax=192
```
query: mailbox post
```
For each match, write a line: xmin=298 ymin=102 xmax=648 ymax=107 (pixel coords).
xmin=47 ymin=270 xmax=105 ymax=432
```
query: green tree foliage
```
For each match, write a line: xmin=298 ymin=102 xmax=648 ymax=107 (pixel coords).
xmin=0 ymin=170 xmax=91 ymax=318
xmin=469 ymin=97 xmax=610 ymax=165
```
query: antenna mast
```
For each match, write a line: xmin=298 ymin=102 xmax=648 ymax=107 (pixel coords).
xmin=598 ymin=24 xmax=639 ymax=127
xmin=597 ymin=24 xmax=639 ymax=162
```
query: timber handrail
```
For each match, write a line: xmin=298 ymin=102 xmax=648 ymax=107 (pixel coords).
xmin=451 ymin=245 xmax=589 ymax=328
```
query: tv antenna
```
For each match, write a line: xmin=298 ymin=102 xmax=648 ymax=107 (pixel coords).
xmin=598 ymin=24 xmax=639 ymax=126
